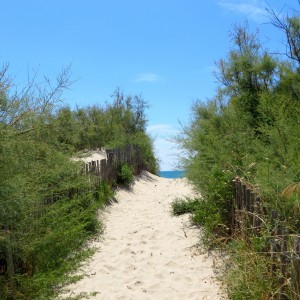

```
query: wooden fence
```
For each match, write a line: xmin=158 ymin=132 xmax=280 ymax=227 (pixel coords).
xmin=84 ymin=144 xmax=145 ymax=183
xmin=232 ymin=177 xmax=300 ymax=299
xmin=40 ymin=145 xmax=144 ymax=205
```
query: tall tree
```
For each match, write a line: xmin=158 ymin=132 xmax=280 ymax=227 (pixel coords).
xmin=267 ymin=2 xmax=300 ymax=68
xmin=215 ymin=23 xmax=278 ymax=128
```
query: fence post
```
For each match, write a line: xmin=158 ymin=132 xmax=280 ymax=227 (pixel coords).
xmin=96 ymin=160 xmax=100 ymax=175
xmin=240 ymin=184 xmax=247 ymax=237
xmin=271 ymin=223 xmax=281 ymax=276
xmin=100 ymin=159 xmax=107 ymax=181
xmin=91 ymin=161 xmax=96 ymax=174
xmin=253 ymin=196 xmax=262 ymax=233
xmin=232 ymin=179 xmax=237 ymax=233
xmin=4 ymin=225 xmax=15 ymax=299
xmin=106 ymin=150 xmax=114 ymax=183
xmin=237 ymin=179 xmax=242 ymax=232
xmin=292 ymin=236 xmax=300 ymax=299
xmin=247 ymin=189 xmax=254 ymax=232
xmin=279 ymin=228 xmax=288 ymax=300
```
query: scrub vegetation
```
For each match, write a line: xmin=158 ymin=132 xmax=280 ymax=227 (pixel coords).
xmin=174 ymin=3 xmax=300 ymax=299
xmin=0 ymin=66 xmax=158 ymax=299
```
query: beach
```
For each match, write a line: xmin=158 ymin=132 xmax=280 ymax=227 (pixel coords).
xmin=60 ymin=171 xmax=226 ymax=300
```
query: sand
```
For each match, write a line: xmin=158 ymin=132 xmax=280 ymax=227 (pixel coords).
xmin=72 ymin=149 xmax=107 ymax=163
xmin=60 ymin=172 xmax=226 ymax=300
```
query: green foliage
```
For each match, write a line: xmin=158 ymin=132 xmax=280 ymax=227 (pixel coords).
xmin=30 ymin=88 xmax=159 ymax=173
xmin=0 ymin=64 xmax=157 ymax=299
xmin=171 ymin=197 xmax=229 ymax=241
xmin=69 ymin=88 xmax=151 ymax=152
xmin=96 ymin=181 xmax=115 ymax=207
xmin=178 ymin=22 xmax=300 ymax=229
xmin=18 ymin=248 xmax=95 ymax=300
xmin=131 ymin=131 xmax=159 ymax=174
xmin=191 ymin=200 xmax=225 ymax=236
xmin=225 ymin=240 xmax=276 ymax=300
xmin=116 ymin=163 xmax=134 ymax=186
xmin=176 ymin=4 xmax=300 ymax=298
xmin=171 ymin=197 xmax=201 ymax=216
xmin=0 ymin=140 xmax=107 ymax=299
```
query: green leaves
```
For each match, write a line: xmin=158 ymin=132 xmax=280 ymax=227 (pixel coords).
xmin=175 ymin=4 xmax=300 ymax=299
xmin=0 ymin=64 xmax=157 ymax=299
xmin=180 ymin=20 xmax=300 ymax=214
xmin=171 ymin=198 xmax=202 ymax=216
xmin=116 ymin=163 xmax=134 ymax=186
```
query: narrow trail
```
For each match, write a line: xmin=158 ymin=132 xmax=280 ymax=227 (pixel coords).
xmin=60 ymin=172 xmax=226 ymax=300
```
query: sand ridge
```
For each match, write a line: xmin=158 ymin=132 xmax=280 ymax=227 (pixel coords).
xmin=60 ymin=172 xmax=226 ymax=300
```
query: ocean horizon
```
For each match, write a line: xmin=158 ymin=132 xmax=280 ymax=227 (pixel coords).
xmin=159 ymin=170 xmax=185 ymax=179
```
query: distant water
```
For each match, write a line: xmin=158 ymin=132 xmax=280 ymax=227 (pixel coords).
xmin=159 ymin=170 xmax=185 ymax=179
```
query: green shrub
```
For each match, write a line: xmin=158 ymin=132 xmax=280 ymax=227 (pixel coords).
xmin=116 ymin=163 xmax=134 ymax=186
xmin=96 ymin=180 xmax=115 ymax=207
xmin=0 ymin=64 xmax=157 ymax=298
xmin=171 ymin=196 xmax=230 ymax=243
xmin=171 ymin=197 xmax=202 ymax=216
xmin=225 ymin=240 xmax=276 ymax=300
xmin=191 ymin=200 xmax=223 ymax=233
xmin=175 ymin=12 xmax=300 ymax=298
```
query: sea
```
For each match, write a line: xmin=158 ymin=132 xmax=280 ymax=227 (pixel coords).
xmin=159 ymin=170 xmax=186 ymax=179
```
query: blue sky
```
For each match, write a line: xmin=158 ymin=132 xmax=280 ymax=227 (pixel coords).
xmin=1 ymin=0 xmax=298 ymax=170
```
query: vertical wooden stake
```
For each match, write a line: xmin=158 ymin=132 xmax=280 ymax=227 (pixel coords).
xmin=4 ymin=225 xmax=15 ymax=299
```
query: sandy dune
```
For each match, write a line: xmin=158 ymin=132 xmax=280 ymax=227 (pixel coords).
xmin=60 ymin=172 xmax=226 ymax=300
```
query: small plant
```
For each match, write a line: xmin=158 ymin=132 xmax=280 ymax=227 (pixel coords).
xmin=171 ymin=196 xmax=230 ymax=244
xmin=191 ymin=199 xmax=225 ymax=234
xmin=171 ymin=197 xmax=201 ymax=216
xmin=96 ymin=181 xmax=115 ymax=207
xmin=116 ymin=163 xmax=134 ymax=186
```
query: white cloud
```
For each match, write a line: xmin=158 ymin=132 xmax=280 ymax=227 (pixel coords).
xmin=218 ymin=0 xmax=267 ymax=21
xmin=147 ymin=124 xmax=179 ymax=136
xmin=155 ymin=138 xmax=180 ymax=171
xmin=134 ymin=72 xmax=160 ymax=83
xmin=147 ymin=123 xmax=181 ymax=171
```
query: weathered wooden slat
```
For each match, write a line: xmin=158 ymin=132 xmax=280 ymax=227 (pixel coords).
xmin=292 ymin=237 xmax=300 ymax=299
xmin=4 ymin=225 xmax=15 ymax=299
xmin=279 ymin=228 xmax=288 ymax=300
xmin=253 ymin=196 xmax=260 ymax=232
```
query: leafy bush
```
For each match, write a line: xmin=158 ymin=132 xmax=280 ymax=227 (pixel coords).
xmin=175 ymin=5 xmax=300 ymax=298
xmin=191 ymin=200 xmax=224 ymax=234
xmin=116 ymin=163 xmax=134 ymax=186
xmin=171 ymin=197 xmax=229 ymax=242
xmin=225 ymin=240 xmax=276 ymax=300
xmin=171 ymin=197 xmax=202 ymax=216
xmin=0 ymin=64 xmax=156 ymax=298
xmin=177 ymin=17 xmax=300 ymax=234
xmin=96 ymin=180 xmax=115 ymax=207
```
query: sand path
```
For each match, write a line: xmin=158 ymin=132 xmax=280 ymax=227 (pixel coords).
xmin=60 ymin=172 xmax=225 ymax=300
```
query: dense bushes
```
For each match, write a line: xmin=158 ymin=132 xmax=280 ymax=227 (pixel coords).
xmin=30 ymin=88 xmax=158 ymax=174
xmin=178 ymin=20 xmax=300 ymax=230
xmin=176 ymin=5 xmax=300 ymax=299
xmin=0 ymin=65 xmax=158 ymax=298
